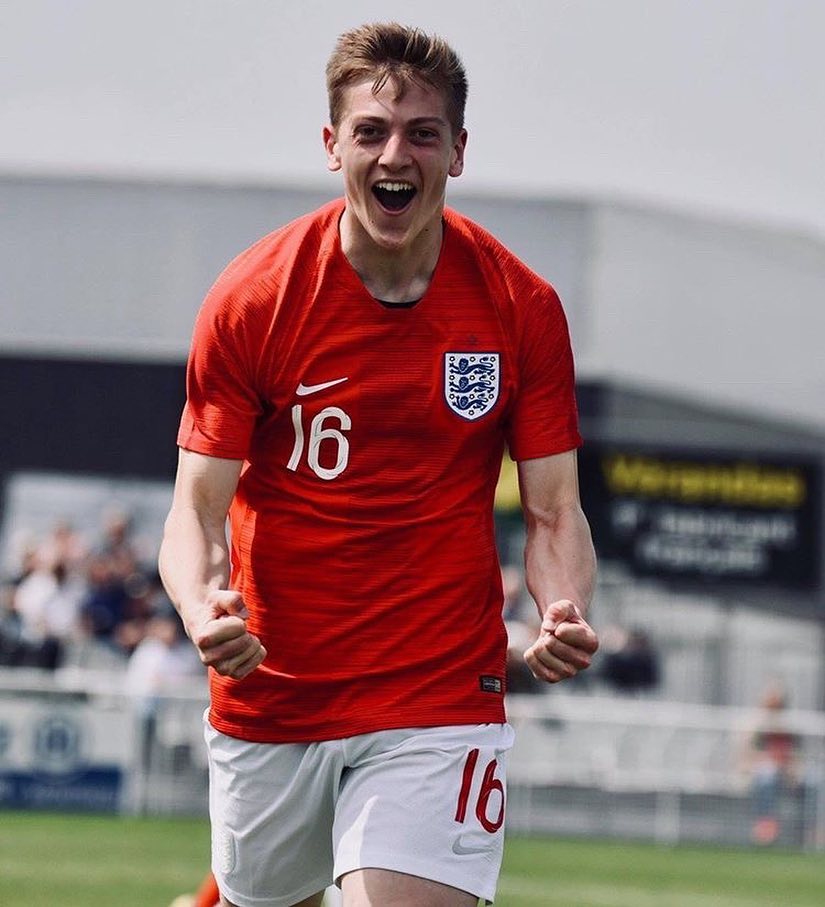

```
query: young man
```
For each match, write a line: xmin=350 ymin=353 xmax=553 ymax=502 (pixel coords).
xmin=160 ymin=22 xmax=598 ymax=907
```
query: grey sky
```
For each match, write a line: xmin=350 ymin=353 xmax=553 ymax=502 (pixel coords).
xmin=3 ymin=0 xmax=825 ymax=238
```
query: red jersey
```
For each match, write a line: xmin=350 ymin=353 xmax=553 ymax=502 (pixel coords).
xmin=179 ymin=198 xmax=581 ymax=742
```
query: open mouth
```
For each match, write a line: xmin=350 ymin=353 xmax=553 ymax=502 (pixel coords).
xmin=372 ymin=180 xmax=417 ymax=212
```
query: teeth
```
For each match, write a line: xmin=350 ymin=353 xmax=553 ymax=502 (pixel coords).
xmin=374 ymin=181 xmax=414 ymax=192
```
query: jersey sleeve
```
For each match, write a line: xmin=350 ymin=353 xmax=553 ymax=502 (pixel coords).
xmin=177 ymin=287 xmax=264 ymax=461
xmin=505 ymin=286 xmax=582 ymax=461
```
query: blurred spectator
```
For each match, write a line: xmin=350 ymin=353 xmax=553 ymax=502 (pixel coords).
xmin=79 ymin=551 xmax=130 ymax=642
xmin=0 ymin=505 xmax=174 ymax=671
xmin=2 ymin=537 xmax=48 ymax=666
xmin=126 ymin=610 xmax=204 ymax=767
xmin=97 ymin=508 xmax=140 ymax=572
xmin=38 ymin=519 xmax=88 ymax=573
xmin=80 ymin=506 xmax=161 ymax=649
xmin=114 ymin=571 xmax=170 ymax=655
xmin=6 ymin=533 xmax=40 ymax=587
xmin=744 ymin=682 xmax=803 ymax=845
xmin=126 ymin=611 xmax=202 ymax=698
xmin=0 ymin=580 xmax=25 ymax=665
xmin=599 ymin=624 xmax=660 ymax=695
xmin=11 ymin=548 xmax=85 ymax=669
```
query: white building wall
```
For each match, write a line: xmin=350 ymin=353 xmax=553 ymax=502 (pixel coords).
xmin=578 ymin=204 xmax=825 ymax=429
xmin=0 ymin=178 xmax=590 ymax=362
xmin=3 ymin=175 xmax=824 ymax=431
xmin=0 ymin=178 xmax=334 ymax=360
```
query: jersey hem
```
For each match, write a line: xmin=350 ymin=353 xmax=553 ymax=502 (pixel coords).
xmin=509 ymin=433 xmax=582 ymax=462
xmin=207 ymin=708 xmax=507 ymax=744
xmin=177 ymin=436 xmax=248 ymax=462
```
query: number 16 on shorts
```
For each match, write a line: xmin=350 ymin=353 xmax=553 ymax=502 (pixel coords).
xmin=455 ymin=747 xmax=505 ymax=833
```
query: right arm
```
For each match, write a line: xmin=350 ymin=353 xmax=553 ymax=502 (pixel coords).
xmin=159 ymin=448 xmax=266 ymax=679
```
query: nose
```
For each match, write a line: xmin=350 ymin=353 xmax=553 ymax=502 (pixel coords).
xmin=378 ymin=131 xmax=411 ymax=170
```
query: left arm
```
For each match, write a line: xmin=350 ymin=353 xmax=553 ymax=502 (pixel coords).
xmin=518 ymin=450 xmax=599 ymax=683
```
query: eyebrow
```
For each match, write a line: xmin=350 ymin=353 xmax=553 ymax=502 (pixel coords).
xmin=352 ymin=114 xmax=449 ymax=128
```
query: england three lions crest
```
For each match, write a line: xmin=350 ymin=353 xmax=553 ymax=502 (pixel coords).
xmin=444 ymin=352 xmax=500 ymax=421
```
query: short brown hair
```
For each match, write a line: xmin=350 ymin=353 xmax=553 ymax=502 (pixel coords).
xmin=326 ymin=22 xmax=468 ymax=135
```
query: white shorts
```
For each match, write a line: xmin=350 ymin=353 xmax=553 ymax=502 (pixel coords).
xmin=205 ymin=720 xmax=515 ymax=907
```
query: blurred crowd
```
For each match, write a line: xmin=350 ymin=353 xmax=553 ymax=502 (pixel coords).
xmin=2 ymin=508 xmax=663 ymax=700
xmin=5 ymin=509 xmax=816 ymax=846
xmin=0 ymin=509 xmax=200 ymax=682
xmin=501 ymin=564 xmax=661 ymax=698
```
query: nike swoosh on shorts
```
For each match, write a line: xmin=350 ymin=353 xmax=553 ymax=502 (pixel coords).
xmin=451 ymin=836 xmax=489 ymax=855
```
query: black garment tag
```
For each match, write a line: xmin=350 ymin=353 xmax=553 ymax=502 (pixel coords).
xmin=479 ymin=675 xmax=503 ymax=694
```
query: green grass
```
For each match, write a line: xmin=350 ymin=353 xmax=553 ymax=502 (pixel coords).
xmin=0 ymin=811 xmax=210 ymax=907
xmin=0 ymin=811 xmax=823 ymax=906
xmin=496 ymin=836 xmax=825 ymax=906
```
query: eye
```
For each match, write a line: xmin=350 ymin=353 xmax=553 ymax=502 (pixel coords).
xmin=412 ymin=128 xmax=439 ymax=142
xmin=353 ymin=124 xmax=382 ymax=142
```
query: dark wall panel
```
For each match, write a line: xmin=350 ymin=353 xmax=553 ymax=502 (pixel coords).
xmin=1 ymin=356 xmax=185 ymax=480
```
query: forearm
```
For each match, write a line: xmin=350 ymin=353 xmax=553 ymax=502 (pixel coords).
xmin=159 ymin=504 xmax=231 ymax=634
xmin=523 ymin=501 xmax=597 ymax=619
xmin=158 ymin=451 xmax=263 ymax=678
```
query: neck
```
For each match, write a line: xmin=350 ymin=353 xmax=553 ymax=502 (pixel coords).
xmin=340 ymin=209 xmax=444 ymax=303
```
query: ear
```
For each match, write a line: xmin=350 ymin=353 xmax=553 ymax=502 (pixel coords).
xmin=448 ymin=128 xmax=468 ymax=178
xmin=323 ymin=125 xmax=341 ymax=173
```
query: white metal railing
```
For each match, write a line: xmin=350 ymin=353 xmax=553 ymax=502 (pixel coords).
xmin=0 ymin=666 xmax=209 ymax=816
xmin=1 ymin=668 xmax=823 ymax=850
xmin=506 ymin=692 xmax=825 ymax=849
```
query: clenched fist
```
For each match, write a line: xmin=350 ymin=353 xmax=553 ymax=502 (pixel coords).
xmin=524 ymin=599 xmax=598 ymax=684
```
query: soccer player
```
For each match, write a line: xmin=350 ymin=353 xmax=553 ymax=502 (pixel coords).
xmin=167 ymin=871 xmax=220 ymax=907
xmin=159 ymin=21 xmax=598 ymax=907
xmin=193 ymin=873 xmax=221 ymax=907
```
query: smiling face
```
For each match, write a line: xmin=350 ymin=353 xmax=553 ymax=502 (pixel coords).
xmin=324 ymin=77 xmax=467 ymax=256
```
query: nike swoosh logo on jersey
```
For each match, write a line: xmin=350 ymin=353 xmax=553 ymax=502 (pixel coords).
xmin=451 ymin=836 xmax=489 ymax=856
xmin=295 ymin=377 xmax=349 ymax=396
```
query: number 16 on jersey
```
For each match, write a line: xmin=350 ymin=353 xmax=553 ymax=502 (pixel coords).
xmin=287 ymin=404 xmax=352 ymax=481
